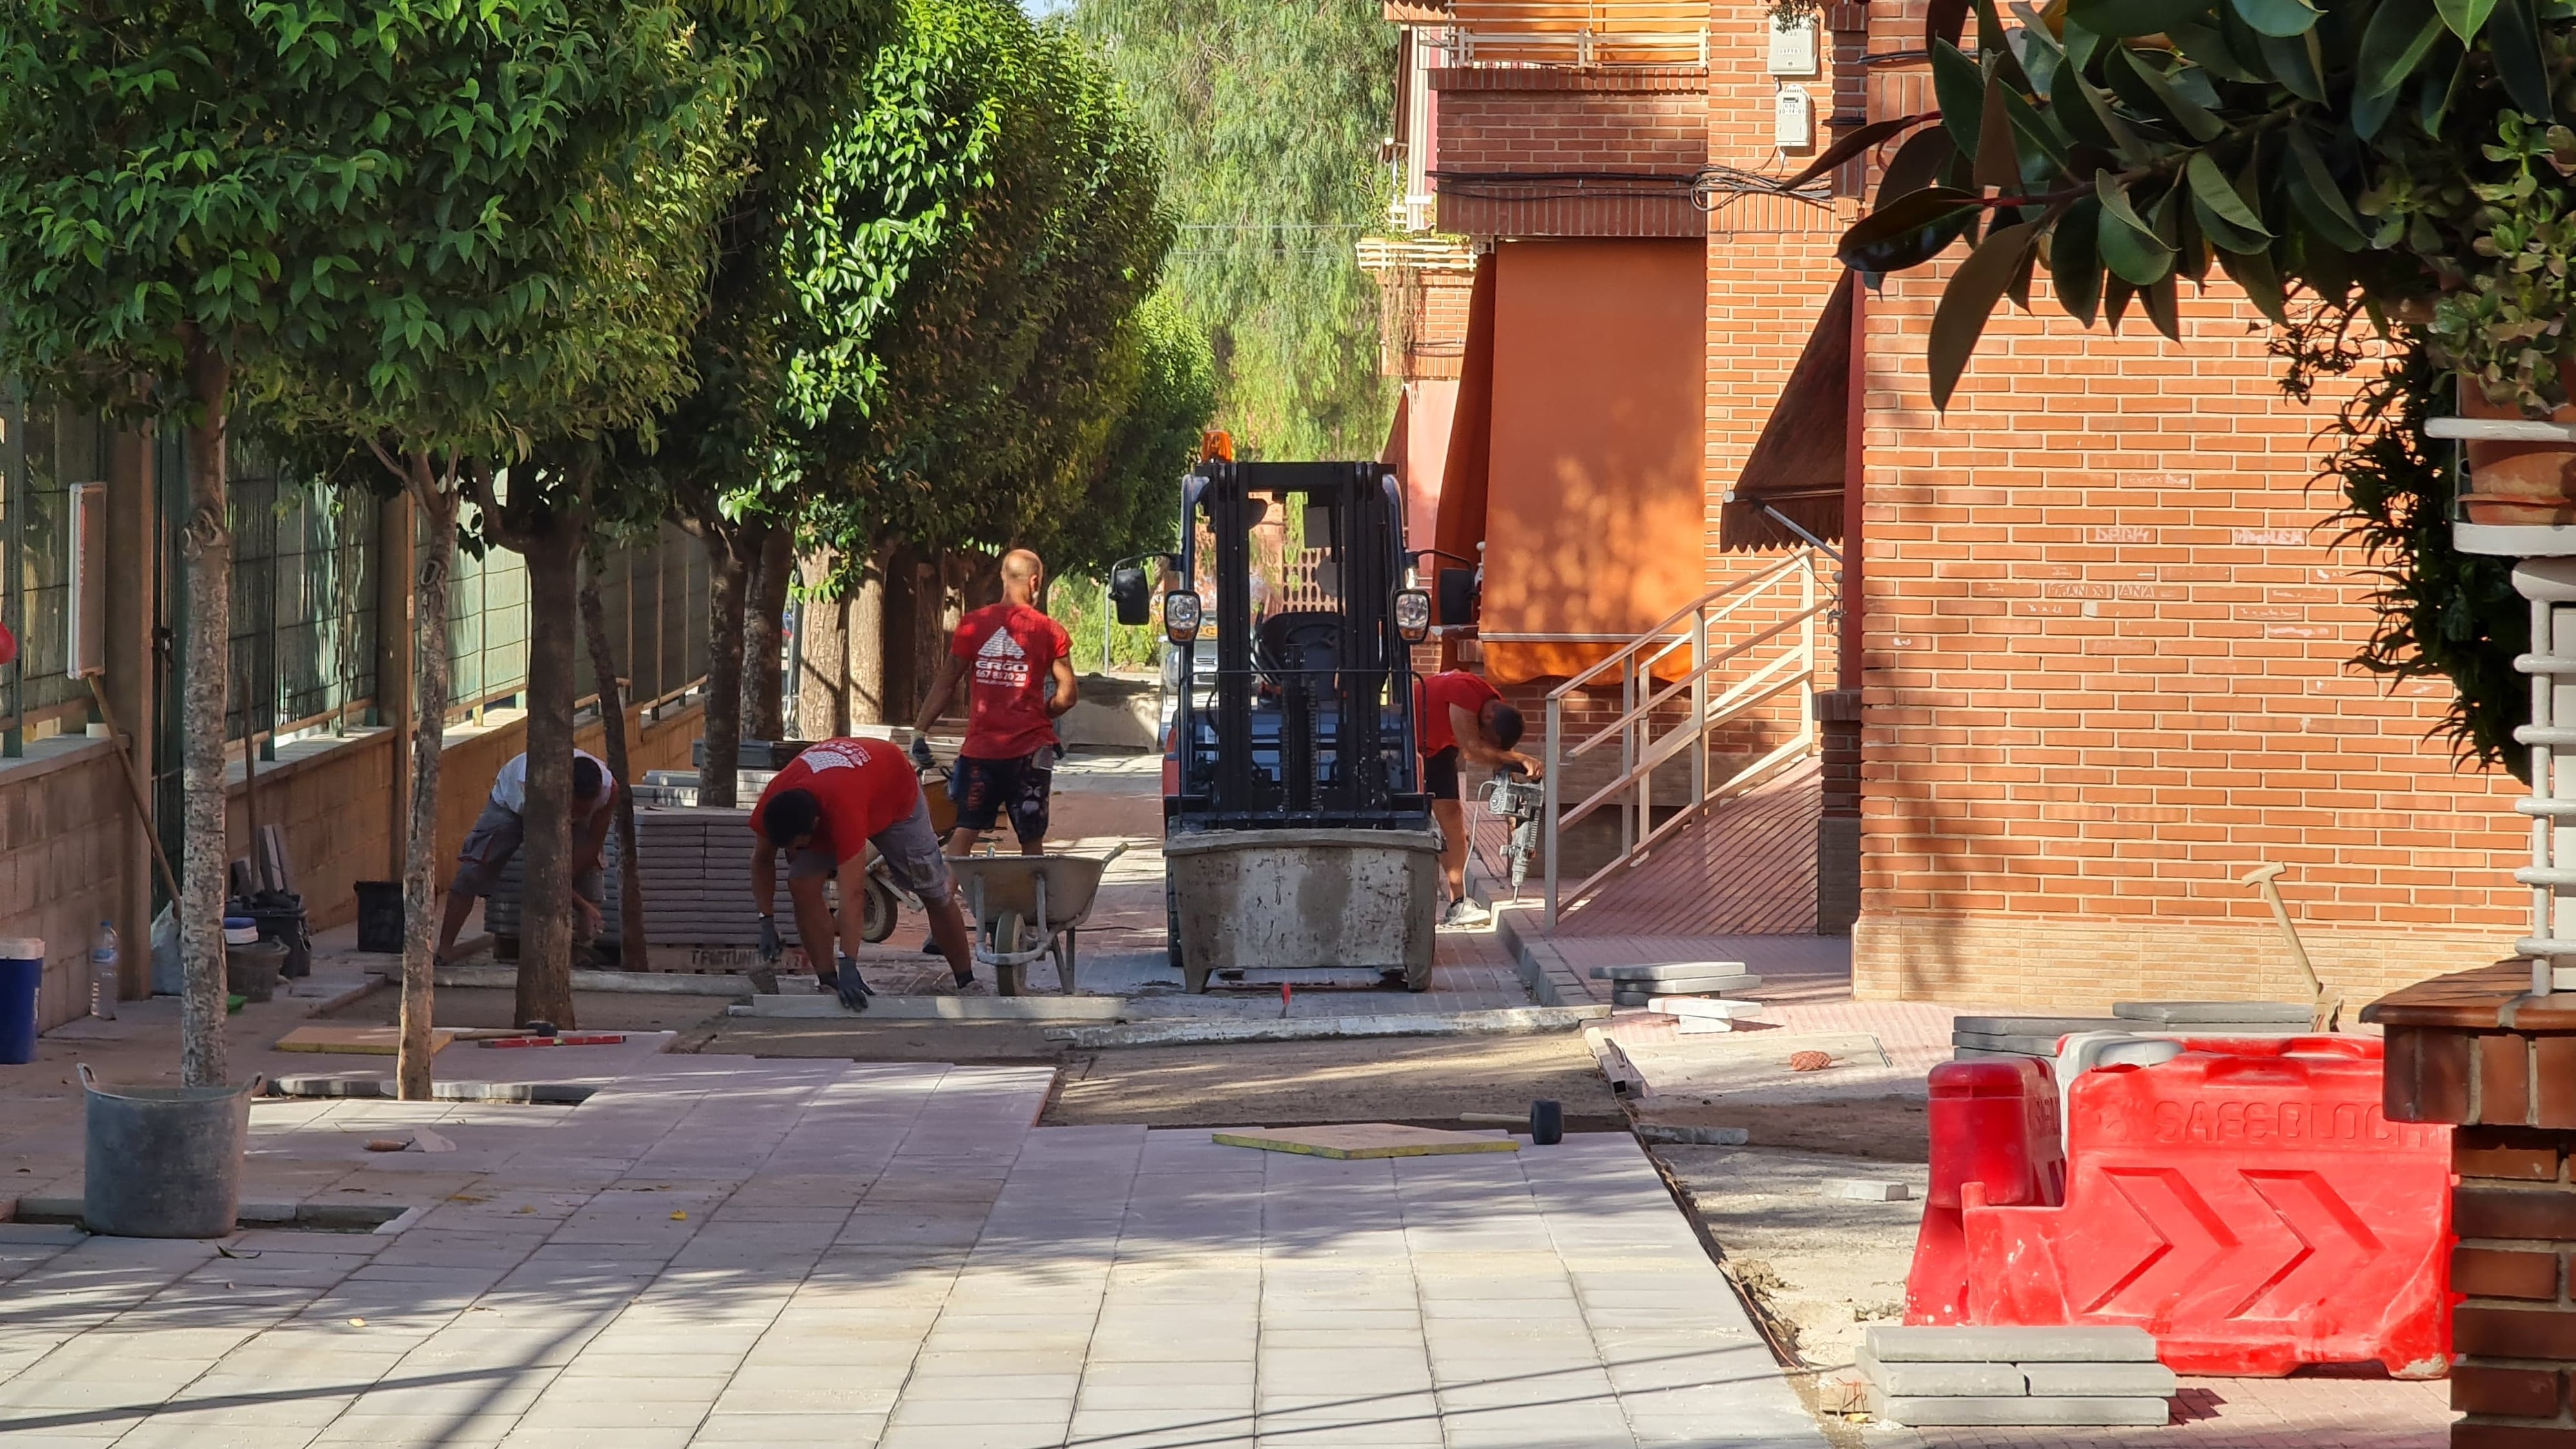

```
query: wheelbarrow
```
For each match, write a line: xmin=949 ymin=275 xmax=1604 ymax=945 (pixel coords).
xmin=949 ymin=845 xmax=1130 ymax=996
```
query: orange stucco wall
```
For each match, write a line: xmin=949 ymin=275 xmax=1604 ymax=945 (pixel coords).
xmin=1478 ymin=237 xmax=1709 ymax=684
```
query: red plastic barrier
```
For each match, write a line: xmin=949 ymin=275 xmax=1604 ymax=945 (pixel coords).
xmin=1906 ymin=1057 xmax=2065 ymax=1326
xmin=1912 ymin=1036 xmax=2453 ymax=1378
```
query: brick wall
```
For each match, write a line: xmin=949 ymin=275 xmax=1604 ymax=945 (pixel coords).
xmin=1430 ymin=67 xmax=1707 ymax=238
xmin=2451 ymin=1127 xmax=2576 ymax=1443
xmin=1851 ymin=256 xmax=2528 ymax=1005
xmin=0 ymin=743 xmax=130 ymax=1029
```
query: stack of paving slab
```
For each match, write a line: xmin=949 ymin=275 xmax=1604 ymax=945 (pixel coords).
xmin=1860 ymin=1324 xmax=2176 ymax=1427
xmin=1952 ymin=999 xmax=2316 ymax=1060
xmin=484 ymin=806 xmax=764 ymax=955
xmin=1589 ymin=960 xmax=1760 ymax=1009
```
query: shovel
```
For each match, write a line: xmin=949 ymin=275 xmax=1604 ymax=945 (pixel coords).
xmin=2239 ymin=863 xmax=2343 ymax=1032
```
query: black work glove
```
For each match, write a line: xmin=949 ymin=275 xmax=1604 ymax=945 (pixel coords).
xmin=910 ymin=736 xmax=936 ymax=771
xmin=835 ymin=954 xmax=874 ymax=1011
xmin=757 ymin=914 xmax=781 ymax=963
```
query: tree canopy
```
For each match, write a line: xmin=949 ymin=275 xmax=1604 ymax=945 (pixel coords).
xmin=1069 ymin=0 xmax=1394 ymax=460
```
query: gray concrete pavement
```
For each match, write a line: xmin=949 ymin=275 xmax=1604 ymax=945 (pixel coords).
xmin=0 ymin=1056 xmax=1822 ymax=1448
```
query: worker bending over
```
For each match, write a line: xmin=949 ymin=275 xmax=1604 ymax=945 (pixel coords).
xmin=1417 ymin=669 xmax=1543 ymax=927
xmin=752 ymin=736 xmax=979 ymax=1006
xmin=438 ymin=750 xmax=616 ymax=963
xmin=909 ymin=548 xmax=1078 ymax=858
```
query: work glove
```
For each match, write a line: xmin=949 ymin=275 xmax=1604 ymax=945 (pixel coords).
xmin=910 ymin=736 xmax=936 ymax=772
xmin=834 ymin=954 xmax=874 ymax=1011
xmin=757 ymin=914 xmax=781 ymax=963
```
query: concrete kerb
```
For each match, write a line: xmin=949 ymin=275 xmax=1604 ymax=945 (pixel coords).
xmin=731 ymin=995 xmax=1126 ymax=1021
xmin=439 ymin=964 xmax=754 ymax=998
xmin=1043 ymin=1004 xmax=1608 ymax=1049
xmin=1490 ymin=904 xmax=1592 ymax=1008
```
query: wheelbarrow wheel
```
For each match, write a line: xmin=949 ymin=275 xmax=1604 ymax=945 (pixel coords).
xmin=991 ymin=910 xmax=1023 ymax=997
xmin=859 ymin=876 xmax=898 ymax=944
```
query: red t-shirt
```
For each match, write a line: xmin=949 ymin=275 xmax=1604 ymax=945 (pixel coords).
xmin=951 ymin=603 xmax=1071 ymax=759
xmin=1417 ymin=670 xmax=1501 ymax=755
xmin=750 ymin=737 xmax=920 ymax=865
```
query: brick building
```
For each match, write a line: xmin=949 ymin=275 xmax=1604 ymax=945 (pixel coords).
xmin=1372 ymin=0 xmax=2526 ymax=1006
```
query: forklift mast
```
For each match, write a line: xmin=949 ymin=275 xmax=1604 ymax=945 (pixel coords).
xmin=1166 ymin=460 xmax=1429 ymax=832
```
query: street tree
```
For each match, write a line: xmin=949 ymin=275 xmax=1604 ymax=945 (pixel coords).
xmin=789 ymin=0 xmax=1179 ymax=703
xmin=249 ymin=0 xmax=745 ymax=1067
xmin=0 ymin=0 xmax=715 ymax=1086
xmin=1820 ymin=0 xmax=2570 ymax=763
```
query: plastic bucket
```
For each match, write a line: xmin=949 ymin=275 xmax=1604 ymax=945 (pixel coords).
xmin=354 ymin=881 xmax=404 ymax=954
xmin=242 ymin=899 xmax=311 ymax=978
xmin=79 ymin=1064 xmax=262 ymax=1237
xmin=0 ymin=940 xmax=40 ymax=1064
xmin=225 ymin=940 xmax=285 ymax=1004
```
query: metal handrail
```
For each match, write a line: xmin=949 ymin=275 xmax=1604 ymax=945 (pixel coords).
xmin=1538 ymin=548 xmax=1825 ymax=930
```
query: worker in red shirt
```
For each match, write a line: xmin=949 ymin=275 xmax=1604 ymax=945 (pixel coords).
xmin=909 ymin=548 xmax=1080 ymax=857
xmin=749 ymin=736 xmax=977 ymax=1005
xmin=1417 ymin=668 xmax=1543 ymax=927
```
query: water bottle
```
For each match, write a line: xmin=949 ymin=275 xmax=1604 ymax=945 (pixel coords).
xmin=89 ymin=920 xmax=117 ymax=1021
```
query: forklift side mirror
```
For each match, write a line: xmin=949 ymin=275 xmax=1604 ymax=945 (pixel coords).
xmin=1394 ymin=590 xmax=1432 ymax=643
xmin=1109 ymin=565 xmax=1152 ymax=626
xmin=1163 ymin=591 xmax=1202 ymax=644
xmin=1437 ymin=567 xmax=1478 ymax=626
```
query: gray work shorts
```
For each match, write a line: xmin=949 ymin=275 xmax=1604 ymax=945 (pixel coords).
xmin=784 ymin=793 xmax=953 ymax=901
xmin=451 ymin=801 xmax=604 ymax=903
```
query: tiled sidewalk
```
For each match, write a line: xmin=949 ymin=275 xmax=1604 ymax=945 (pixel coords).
xmin=0 ymin=1057 xmax=1824 ymax=1448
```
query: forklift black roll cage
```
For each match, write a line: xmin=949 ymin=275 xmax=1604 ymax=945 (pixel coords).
xmin=1162 ymin=460 xmax=1431 ymax=832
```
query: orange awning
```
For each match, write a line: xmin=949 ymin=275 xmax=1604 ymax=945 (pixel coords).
xmin=1476 ymin=239 xmax=1708 ymax=686
xmin=1722 ymin=270 xmax=1852 ymax=551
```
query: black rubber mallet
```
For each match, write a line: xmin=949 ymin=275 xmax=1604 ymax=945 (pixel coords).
xmin=1460 ymin=1099 xmax=1565 ymax=1145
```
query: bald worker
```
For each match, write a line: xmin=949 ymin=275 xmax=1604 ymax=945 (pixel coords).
xmin=911 ymin=548 xmax=1080 ymax=859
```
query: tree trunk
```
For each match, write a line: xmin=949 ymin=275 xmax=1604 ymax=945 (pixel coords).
xmin=699 ymin=528 xmax=748 ymax=807
xmin=880 ymin=544 xmax=919 ymax=723
xmin=581 ymin=545 xmax=648 ymax=972
xmin=176 ymin=341 xmax=232 ymax=1089
xmin=796 ymin=550 xmax=846 ymax=739
xmin=744 ymin=522 xmax=792 ymax=741
xmin=849 ymin=549 xmax=887 ymax=726
xmin=513 ymin=514 xmax=582 ymax=1030
xmin=398 ymin=466 xmax=457 ymax=1100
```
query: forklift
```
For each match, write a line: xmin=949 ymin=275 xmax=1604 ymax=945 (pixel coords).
xmin=1110 ymin=440 xmax=1441 ymax=992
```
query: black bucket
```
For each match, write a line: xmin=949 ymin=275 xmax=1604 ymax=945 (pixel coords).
xmin=231 ymin=892 xmax=311 ymax=978
xmin=355 ymin=881 xmax=404 ymax=954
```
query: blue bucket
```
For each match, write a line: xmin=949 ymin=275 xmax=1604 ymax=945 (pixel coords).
xmin=0 ymin=938 xmax=45 ymax=1064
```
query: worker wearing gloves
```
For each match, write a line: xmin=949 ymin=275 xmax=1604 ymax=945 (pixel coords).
xmin=437 ymin=751 xmax=616 ymax=963
xmin=909 ymin=548 xmax=1080 ymax=858
xmin=1416 ymin=669 xmax=1542 ymax=928
xmin=750 ymin=735 xmax=979 ymax=1007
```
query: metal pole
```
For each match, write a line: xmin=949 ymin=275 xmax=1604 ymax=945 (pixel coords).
xmin=1543 ymin=693 xmax=1561 ymax=931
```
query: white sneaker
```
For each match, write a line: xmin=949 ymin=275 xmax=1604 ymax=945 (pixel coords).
xmin=1441 ymin=899 xmax=1492 ymax=929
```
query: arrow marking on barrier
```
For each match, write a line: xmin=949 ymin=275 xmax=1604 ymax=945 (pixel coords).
xmin=2232 ymin=1169 xmax=2379 ymax=1321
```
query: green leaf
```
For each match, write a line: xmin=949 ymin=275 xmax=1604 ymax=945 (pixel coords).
xmin=1926 ymin=0 xmax=1973 ymax=51
xmin=2356 ymin=0 xmax=2444 ymax=97
xmin=2049 ymin=53 xmax=2123 ymax=150
xmin=2007 ymin=6 xmax=2066 ymax=91
xmin=2229 ymin=0 xmax=2322 ymax=35
xmin=2114 ymin=43 xmax=2226 ymax=139
xmin=2096 ymin=172 xmax=2176 ymax=283
xmin=2256 ymin=27 xmax=2327 ymax=99
xmin=2068 ymin=0 xmax=2215 ymax=37
xmin=2489 ymin=0 xmax=2555 ymax=115
xmin=1930 ymin=218 xmax=2046 ymax=411
xmin=1932 ymin=40 xmax=1988 ymax=158
xmin=2285 ymin=128 xmax=2369 ymax=245
xmin=1839 ymin=187 xmax=1984 ymax=272
xmin=1975 ymin=74 xmax=2022 ymax=188
xmin=2433 ymin=0 xmax=2497 ymax=41
xmin=2351 ymin=79 xmax=2399 ymax=138
xmin=2104 ymin=275 xmax=2138 ymax=329
xmin=1876 ymin=126 xmax=1960 ymax=207
xmin=1998 ymin=85 xmax=2076 ymax=180
xmin=2050 ymin=195 xmax=2107 ymax=324
xmin=2167 ymin=20 xmax=2263 ymax=78
xmin=2186 ymin=151 xmax=2271 ymax=239
xmin=2140 ymin=271 xmax=2181 ymax=340
xmin=2217 ymin=242 xmax=2289 ymax=324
